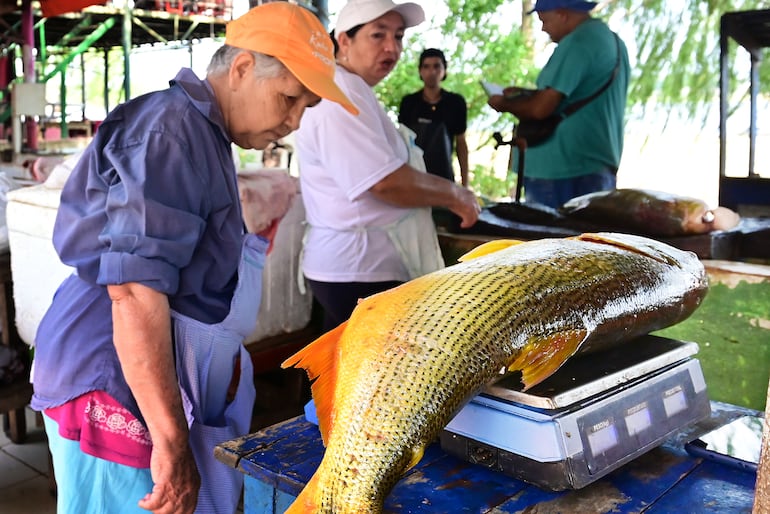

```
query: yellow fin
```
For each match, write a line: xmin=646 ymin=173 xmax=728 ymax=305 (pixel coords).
xmin=458 ymin=239 xmax=524 ymax=262
xmin=281 ymin=321 xmax=348 ymax=445
xmin=406 ymin=445 xmax=426 ymax=473
xmin=508 ymin=329 xmax=587 ymax=390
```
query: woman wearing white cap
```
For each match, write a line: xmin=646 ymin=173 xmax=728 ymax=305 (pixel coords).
xmin=296 ymin=0 xmax=481 ymax=332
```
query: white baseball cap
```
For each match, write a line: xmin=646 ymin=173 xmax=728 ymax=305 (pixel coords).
xmin=335 ymin=0 xmax=425 ymax=35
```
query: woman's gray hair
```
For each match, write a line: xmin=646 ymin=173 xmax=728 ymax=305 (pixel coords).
xmin=207 ymin=44 xmax=287 ymax=80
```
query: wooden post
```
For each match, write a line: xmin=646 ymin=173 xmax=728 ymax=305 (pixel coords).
xmin=754 ymin=376 xmax=770 ymax=512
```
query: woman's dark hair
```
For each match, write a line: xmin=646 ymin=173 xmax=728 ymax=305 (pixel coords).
xmin=329 ymin=25 xmax=364 ymax=55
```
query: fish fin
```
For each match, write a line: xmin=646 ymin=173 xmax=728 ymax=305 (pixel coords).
xmin=281 ymin=321 xmax=348 ymax=445
xmin=507 ymin=329 xmax=588 ymax=390
xmin=574 ymin=232 xmax=676 ymax=266
xmin=458 ymin=239 xmax=524 ymax=262
xmin=284 ymin=472 xmax=321 ymax=513
xmin=405 ymin=445 xmax=426 ymax=473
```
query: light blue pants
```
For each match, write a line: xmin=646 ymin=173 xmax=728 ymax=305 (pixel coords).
xmin=43 ymin=414 xmax=154 ymax=514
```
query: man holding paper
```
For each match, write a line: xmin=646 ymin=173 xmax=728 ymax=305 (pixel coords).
xmin=487 ymin=0 xmax=630 ymax=209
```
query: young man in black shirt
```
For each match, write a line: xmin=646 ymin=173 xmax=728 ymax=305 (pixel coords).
xmin=399 ymin=48 xmax=469 ymax=186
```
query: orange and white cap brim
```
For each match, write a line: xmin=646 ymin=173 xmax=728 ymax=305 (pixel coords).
xmin=226 ymin=2 xmax=359 ymax=115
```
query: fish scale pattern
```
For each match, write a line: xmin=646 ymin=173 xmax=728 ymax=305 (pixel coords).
xmin=285 ymin=233 xmax=708 ymax=513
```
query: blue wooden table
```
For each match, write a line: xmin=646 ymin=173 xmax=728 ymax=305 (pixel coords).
xmin=215 ymin=401 xmax=759 ymax=513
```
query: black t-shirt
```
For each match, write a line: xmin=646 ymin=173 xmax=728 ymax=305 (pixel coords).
xmin=398 ymin=89 xmax=467 ymax=182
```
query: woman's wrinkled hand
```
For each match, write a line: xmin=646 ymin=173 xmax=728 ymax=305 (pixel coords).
xmin=138 ymin=443 xmax=200 ymax=514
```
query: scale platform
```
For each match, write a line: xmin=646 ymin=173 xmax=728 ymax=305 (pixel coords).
xmin=440 ymin=334 xmax=711 ymax=491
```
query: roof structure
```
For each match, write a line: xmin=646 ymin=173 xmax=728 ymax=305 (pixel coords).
xmin=0 ymin=0 xmax=325 ymax=153
xmin=0 ymin=2 xmax=231 ymax=52
xmin=718 ymin=9 xmax=770 ymax=212
xmin=721 ymin=9 xmax=770 ymax=53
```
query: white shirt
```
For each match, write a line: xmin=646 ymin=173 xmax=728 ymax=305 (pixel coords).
xmin=296 ymin=66 xmax=412 ymax=283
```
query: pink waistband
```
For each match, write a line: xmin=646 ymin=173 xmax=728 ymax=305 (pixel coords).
xmin=45 ymin=390 xmax=152 ymax=468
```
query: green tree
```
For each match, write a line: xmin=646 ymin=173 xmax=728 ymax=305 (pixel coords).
xmin=615 ymin=0 xmax=770 ymax=121
xmin=373 ymin=0 xmax=769 ymax=197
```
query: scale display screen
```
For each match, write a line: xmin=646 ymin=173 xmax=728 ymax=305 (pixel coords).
xmin=625 ymin=402 xmax=652 ymax=436
xmin=587 ymin=419 xmax=618 ymax=455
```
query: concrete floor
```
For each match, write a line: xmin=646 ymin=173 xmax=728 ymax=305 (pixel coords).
xmin=0 ymin=407 xmax=56 ymax=514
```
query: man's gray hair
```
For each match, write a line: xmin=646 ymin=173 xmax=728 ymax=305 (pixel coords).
xmin=207 ymin=44 xmax=287 ymax=79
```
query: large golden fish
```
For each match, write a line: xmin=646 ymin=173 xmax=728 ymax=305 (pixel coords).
xmin=281 ymin=232 xmax=708 ymax=513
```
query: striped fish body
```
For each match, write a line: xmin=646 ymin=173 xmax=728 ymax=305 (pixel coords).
xmin=282 ymin=233 xmax=707 ymax=513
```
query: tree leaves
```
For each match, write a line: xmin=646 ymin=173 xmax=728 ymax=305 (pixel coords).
xmin=378 ymin=0 xmax=769 ymax=129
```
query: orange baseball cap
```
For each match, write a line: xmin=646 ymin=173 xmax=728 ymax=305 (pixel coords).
xmin=225 ymin=2 xmax=359 ymax=115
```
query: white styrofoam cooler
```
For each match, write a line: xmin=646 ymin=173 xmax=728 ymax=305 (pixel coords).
xmin=6 ymin=184 xmax=73 ymax=346
xmin=6 ymin=181 xmax=312 ymax=347
xmin=245 ymin=193 xmax=313 ymax=344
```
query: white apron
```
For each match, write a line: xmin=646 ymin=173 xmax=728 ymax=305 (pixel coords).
xmin=384 ymin=125 xmax=444 ymax=279
xmin=171 ymin=235 xmax=265 ymax=514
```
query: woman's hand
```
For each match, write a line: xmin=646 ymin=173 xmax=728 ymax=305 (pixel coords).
xmin=449 ymin=184 xmax=481 ymax=228
xmin=371 ymin=164 xmax=481 ymax=229
xmin=138 ymin=442 xmax=200 ymax=514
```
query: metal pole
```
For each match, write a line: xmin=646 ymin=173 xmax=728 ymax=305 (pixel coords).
xmin=103 ymin=47 xmax=109 ymax=113
xmin=314 ymin=0 xmax=329 ymax=28
xmin=81 ymin=53 xmax=86 ymax=121
xmin=749 ymin=50 xmax=759 ymax=178
xmin=123 ymin=0 xmax=134 ymax=101
xmin=718 ymin=15 xmax=728 ymax=180
xmin=60 ymin=70 xmax=68 ymax=137
xmin=21 ymin=0 xmax=38 ymax=152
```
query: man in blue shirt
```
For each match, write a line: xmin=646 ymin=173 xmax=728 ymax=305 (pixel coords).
xmin=488 ymin=0 xmax=630 ymax=208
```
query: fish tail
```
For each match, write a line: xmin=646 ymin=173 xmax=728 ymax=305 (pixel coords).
xmin=284 ymin=472 xmax=322 ymax=513
xmin=281 ymin=321 xmax=348 ymax=444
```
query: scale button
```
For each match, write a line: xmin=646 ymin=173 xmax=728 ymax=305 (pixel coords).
xmin=587 ymin=419 xmax=618 ymax=455
xmin=625 ymin=402 xmax=652 ymax=436
xmin=663 ymin=384 xmax=688 ymax=416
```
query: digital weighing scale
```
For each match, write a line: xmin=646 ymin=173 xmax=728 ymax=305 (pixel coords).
xmin=440 ymin=334 xmax=711 ymax=491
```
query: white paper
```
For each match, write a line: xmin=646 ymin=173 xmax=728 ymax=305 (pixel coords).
xmin=480 ymin=80 xmax=505 ymax=97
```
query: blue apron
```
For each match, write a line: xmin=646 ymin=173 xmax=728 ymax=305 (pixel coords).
xmin=171 ymin=234 xmax=265 ymax=513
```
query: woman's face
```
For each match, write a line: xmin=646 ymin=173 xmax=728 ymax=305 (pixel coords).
xmin=338 ymin=11 xmax=406 ymax=87
xmin=225 ymin=53 xmax=321 ymax=150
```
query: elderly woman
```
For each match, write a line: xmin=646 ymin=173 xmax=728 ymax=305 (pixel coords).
xmin=29 ymin=4 xmax=356 ymax=514
xmin=296 ymin=0 xmax=481 ymax=332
